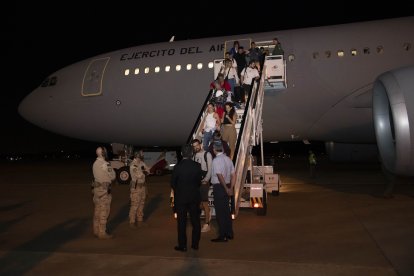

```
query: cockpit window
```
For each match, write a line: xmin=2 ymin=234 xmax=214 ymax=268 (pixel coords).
xmin=49 ymin=76 xmax=57 ymax=86
xmin=40 ymin=78 xmax=49 ymax=87
xmin=40 ymin=76 xmax=57 ymax=87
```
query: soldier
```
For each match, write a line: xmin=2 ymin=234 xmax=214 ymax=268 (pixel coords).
xmin=129 ymin=151 xmax=150 ymax=227
xmin=92 ymin=146 xmax=115 ymax=239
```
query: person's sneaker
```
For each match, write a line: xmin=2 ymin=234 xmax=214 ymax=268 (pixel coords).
xmin=201 ymin=224 xmax=210 ymax=232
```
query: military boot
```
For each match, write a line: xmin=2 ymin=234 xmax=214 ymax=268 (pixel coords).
xmin=98 ymin=232 xmax=113 ymax=239
xmin=93 ymin=224 xmax=99 ymax=237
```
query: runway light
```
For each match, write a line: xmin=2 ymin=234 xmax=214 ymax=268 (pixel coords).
xmin=174 ymin=213 xmax=177 ymax=219
xmin=231 ymin=214 xmax=235 ymax=219
xmin=253 ymin=203 xmax=259 ymax=208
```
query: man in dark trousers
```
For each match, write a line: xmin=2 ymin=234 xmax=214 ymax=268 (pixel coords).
xmin=211 ymin=142 xmax=235 ymax=242
xmin=171 ymin=144 xmax=202 ymax=251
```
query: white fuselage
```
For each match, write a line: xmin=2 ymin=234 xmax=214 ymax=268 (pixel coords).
xmin=18 ymin=17 xmax=414 ymax=147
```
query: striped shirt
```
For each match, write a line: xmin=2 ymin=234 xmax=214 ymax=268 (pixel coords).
xmin=211 ymin=152 xmax=235 ymax=184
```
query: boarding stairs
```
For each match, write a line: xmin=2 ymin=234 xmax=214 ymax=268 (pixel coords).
xmin=184 ymin=54 xmax=283 ymax=218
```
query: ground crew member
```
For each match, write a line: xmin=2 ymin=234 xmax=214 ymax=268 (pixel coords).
xmin=92 ymin=146 xmax=115 ymax=239
xmin=308 ymin=150 xmax=317 ymax=178
xmin=129 ymin=151 xmax=150 ymax=227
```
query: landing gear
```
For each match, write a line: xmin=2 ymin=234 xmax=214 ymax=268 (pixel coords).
xmin=256 ymin=189 xmax=267 ymax=216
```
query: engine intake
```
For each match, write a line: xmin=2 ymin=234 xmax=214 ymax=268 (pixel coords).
xmin=373 ymin=66 xmax=414 ymax=176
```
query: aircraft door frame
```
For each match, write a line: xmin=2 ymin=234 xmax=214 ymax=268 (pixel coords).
xmin=81 ymin=57 xmax=110 ymax=97
xmin=224 ymin=38 xmax=252 ymax=57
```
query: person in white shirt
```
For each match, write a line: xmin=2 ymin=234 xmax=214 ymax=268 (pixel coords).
xmin=192 ymin=139 xmax=213 ymax=232
xmin=221 ymin=58 xmax=239 ymax=98
xmin=199 ymin=103 xmax=220 ymax=151
xmin=240 ymin=60 xmax=260 ymax=103
xmin=210 ymin=142 xmax=235 ymax=242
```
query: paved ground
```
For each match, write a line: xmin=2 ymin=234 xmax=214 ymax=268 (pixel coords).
xmin=0 ymin=158 xmax=413 ymax=275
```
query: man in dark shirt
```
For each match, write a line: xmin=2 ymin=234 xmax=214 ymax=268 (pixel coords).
xmin=171 ymin=144 xmax=202 ymax=251
xmin=233 ymin=46 xmax=247 ymax=78
xmin=208 ymin=130 xmax=231 ymax=158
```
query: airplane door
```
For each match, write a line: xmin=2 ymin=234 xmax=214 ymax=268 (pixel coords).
xmin=224 ymin=38 xmax=252 ymax=56
xmin=81 ymin=57 xmax=110 ymax=96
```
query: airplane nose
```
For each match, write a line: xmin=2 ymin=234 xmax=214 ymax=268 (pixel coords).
xmin=18 ymin=91 xmax=36 ymax=123
xmin=18 ymin=87 xmax=50 ymax=128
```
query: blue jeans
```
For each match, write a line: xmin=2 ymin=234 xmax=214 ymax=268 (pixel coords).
xmin=227 ymin=78 xmax=236 ymax=93
xmin=203 ymin=130 xmax=214 ymax=151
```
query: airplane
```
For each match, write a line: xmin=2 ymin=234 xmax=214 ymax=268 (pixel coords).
xmin=18 ymin=16 xmax=414 ymax=177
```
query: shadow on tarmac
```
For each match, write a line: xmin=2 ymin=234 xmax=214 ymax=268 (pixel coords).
xmin=0 ymin=218 xmax=88 ymax=275
xmin=144 ymin=193 xmax=164 ymax=221
xmin=0 ymin=201 xmax=32 ymax=212
xmin=0 ymin=214 xmax=32 ymax=235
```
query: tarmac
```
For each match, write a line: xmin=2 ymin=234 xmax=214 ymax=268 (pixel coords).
xmin=0 ymin=157 xmax=413 ymax=275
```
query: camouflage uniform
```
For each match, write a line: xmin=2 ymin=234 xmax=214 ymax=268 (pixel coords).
xmin=129 ymin=158 xmax=150 ymax=225
xmin=92 ymin=157 xmax=115 ymax=238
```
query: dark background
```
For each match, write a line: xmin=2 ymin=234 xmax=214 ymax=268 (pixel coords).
xmin=3 ymin=2 xmax=413 ymax=157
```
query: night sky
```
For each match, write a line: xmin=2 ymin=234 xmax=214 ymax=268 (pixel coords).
xmin=4 ymin=2 xmax=413 ymax=155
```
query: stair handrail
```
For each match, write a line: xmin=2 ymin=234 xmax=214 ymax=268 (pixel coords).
xmin=186 ymin=90 xmax=215 ymax=144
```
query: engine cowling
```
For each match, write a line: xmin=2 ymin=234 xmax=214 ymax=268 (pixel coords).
xmin=373 ymin=66 xmax=414 ymax=176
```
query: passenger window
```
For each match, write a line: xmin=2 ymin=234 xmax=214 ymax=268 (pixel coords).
xmin=134 ymin=68 xmax=139 ymax=75
xmin=197 ymin=63 xmax=203 ymax=69
xmin=337 ymin=50 xmax=344 ymax=57
xmin=312 ymin=52 xmax=319 ymax=59
xmin=288 ymin=54 xmax=295 ymax=62
xmin=325 ymin=51 xmax=331 ymax=58
xmin=351 ymin=49 xmax=357 ymax=56
xmin=124 ymin=69 xmax=130 ymax=76
xmin=208 ymin=62 xmax=214 ymax=68
xmin=176 ymin=65 xmax=181 ymax=71
xmin=144 ymin=67 xmax=150 ymax=74
xmin=155 ymin=66 xmax=160 ymax=73
xmin=363 ymin=47 xmax=370 ymax=54
xmin=403 ymin=43 xmax=411 ymax=51
xmin=165 ymin=65 xmax=171 ymax=72
xmin=186 ymin=64 xmax=192 ymax=70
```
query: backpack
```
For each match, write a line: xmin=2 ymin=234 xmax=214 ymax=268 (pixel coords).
xmin=196 ymin=151 xmax=209 ymax=179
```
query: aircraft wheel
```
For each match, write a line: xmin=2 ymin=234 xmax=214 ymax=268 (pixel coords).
xmin=116 ymin=166 xmax=131 ymax=185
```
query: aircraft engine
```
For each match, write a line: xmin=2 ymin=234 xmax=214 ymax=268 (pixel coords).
xmin=373 ymin=65 xmax=414 ymax=176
